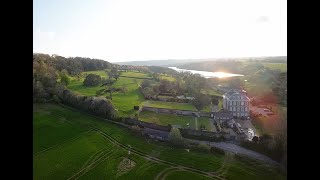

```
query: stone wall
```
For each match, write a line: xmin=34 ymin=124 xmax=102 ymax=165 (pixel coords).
xmin=179 ymin=128 xmax=240 ymax=141
xmin=124 ymin=118 xmax=171 ymax=132
xmin=141 ymin=106 xmax=211 ymax=117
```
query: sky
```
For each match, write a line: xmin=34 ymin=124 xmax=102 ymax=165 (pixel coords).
xmin=33 ymin=0 xmax=287 ymax=62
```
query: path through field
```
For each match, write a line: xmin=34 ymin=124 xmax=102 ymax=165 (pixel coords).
xmin=49 ymin=111 xmax=225 ymax=180
xmin=189 ymin=139 xmax=279 ymax=166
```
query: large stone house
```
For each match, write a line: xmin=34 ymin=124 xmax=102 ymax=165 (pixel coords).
xmin=223 ymin=89 xmax=250 ymax=118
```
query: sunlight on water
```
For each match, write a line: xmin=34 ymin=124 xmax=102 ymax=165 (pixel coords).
xmin=169 ymin=67 xmax=244 ymax=78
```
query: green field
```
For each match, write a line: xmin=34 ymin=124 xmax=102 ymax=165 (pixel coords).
xmin=142 ymin=100 xmax=197 ymax=111
xmin=67 ymin=71 xmax=147 ymax=116
xmin=33 ymin=103 xmax=286 ymax=180
xmin=83 ymin=70 xmax=109 ymax=78
xmin=159 ymin=74 xmax=176 ymax=81
xmin=139 ymin=111 xmax=214 ymax=131
xmin=67 ymin=71 xmax=214 ymax=116
xmin=201 ymin=88 xmax=223 ymax=97
xmin=120 ymin=71 xmax=152 ymax=78
xmin=262 ymin=63 xmax=287 ymax=72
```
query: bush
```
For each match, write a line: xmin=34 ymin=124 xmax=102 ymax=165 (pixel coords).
xmin=83 ymin=74 xmax=102 ymax=86
xmin=210 ymin=146 xmax=225 ymax=155
xmin=52 ymin=95 xmax=61 ymax=104
xmin=196 ymin=143 xmax=211 ymax=153
xmin=60 ymin=73 xmax=70 ymax=86
xmin=96 ymin=89 xmax=105 ymax=96
xmin=168 ymin=128 xmax=186 ymax=148
xmin=58 ymin=89 xmax=117 ymax=120
xmin=134 ymin=106 xmax=140 ymax=110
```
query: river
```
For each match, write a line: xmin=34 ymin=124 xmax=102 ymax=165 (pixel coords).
xmin=168 ymin=67 xmax=244 ymax=78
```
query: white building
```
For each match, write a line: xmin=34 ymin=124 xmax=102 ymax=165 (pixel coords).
xmin=223 ymin=90 xmax=250 ymax=118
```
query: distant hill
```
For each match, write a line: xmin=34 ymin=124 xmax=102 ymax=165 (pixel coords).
xmin=176 ymin=56 xmax=287 ymax=74
xmin=115 ymin=56 xmax=287 ymax=67
xmin=115 ymin=59 xmax=211 ymax=67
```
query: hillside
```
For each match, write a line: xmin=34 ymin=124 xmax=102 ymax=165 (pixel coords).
xmin=115 ymin=56 xmax=287 ymax=67
xmin=34 ymin=103 xmax=286 ymax=180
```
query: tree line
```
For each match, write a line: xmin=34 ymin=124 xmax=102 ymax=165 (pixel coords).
xmin=33 ymin=53 xmax=114 ymax=76
xmin=140 ymin=72 xmax=213 ymax=111
xmin=33 ymin=53 xmax=118 ymax=119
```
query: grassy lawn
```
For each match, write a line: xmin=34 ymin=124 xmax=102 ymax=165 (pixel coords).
xmin=67 ymin=70 xmax=212 ymax=116
xmin=142 ymin=100 xmax=197 ymax=111
xmin=33 ymin=103 xmax=286 ymax=179
xmin=262 ymin=63 xmax=287 ymax=72
xmin=197 ymin=117 xmax=215 ymax=131
xmin=120 ymin=71 xmax=152 ymax=78
xmin=139 ymin=111 xmax=194 ymax=128
xmin=67 ymin=71 xmax=149 ymax=117
xmin=159 ymin=74 xmax=176 ymax=81
xmin=139 ymin=111 xmax=215 ymax=131
xmin=33 ymin=109 xmax=88 ymax=154
xmin=67 ymin=78 xmax=102 ymax=96
xmin=33 ymin=111 xmax=87 ymax=154
xmin=111 ymin=77 xmax=145 ymax=116
xmin=34 ymin=131 xmax=113 ymax=180
xmin=201 ymin=88 xmax=223 ymax=97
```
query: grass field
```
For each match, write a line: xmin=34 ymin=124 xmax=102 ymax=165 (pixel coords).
xmin=262 ymin=63 xmax=287 ymax=72
xmin=110 ymin=76 xmax=145 ymax=116
xmin=68 ymin=71 xmax=213 ymax=116
xmin=120 ymin=71 xmax=152 ymax=78
xmin=142 ymin=100 xmax=197 ymax=111
xmin=201 ymin=88 xmax=223 ymax=97
xmin=139 ymin=111 xmax=214 ymax=131
xmin=34 ymin=103 xmax=286 ymax=180
xmin=67 ymin=71 xmax=147 ymax=116
xmin=159 ymin=74 xmax=176 ymax=81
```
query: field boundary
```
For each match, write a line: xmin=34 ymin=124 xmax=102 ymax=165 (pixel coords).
xmin=55 ymin=103 xmax=279 ymax=166
xmin=47 ymin=105 xmax=226 ymax=180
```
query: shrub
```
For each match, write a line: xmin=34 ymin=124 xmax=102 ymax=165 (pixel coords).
xmin=83 ymin=74 xmax=102 ymax=86
xmin=168 ymin=128 xmax=186 ymax=148
xmin=52 ymin=95 xmax=61 ymax=104
xmin=197 ymin=143 xmax=211 ymax=153
xmin=60 ymin=73 xmax=70 ymax=86
xmin=58 ymin=89 xmax=117 ymax=120
xmin=210 ymin=146 xmax=225 ymax=155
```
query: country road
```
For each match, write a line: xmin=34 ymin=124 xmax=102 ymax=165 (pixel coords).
xmin=189 ymin=139 xmax=279 ymax=166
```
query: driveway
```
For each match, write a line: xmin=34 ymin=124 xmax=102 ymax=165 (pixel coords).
xmin=189 ymin=139 xmax=279 ymax=166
